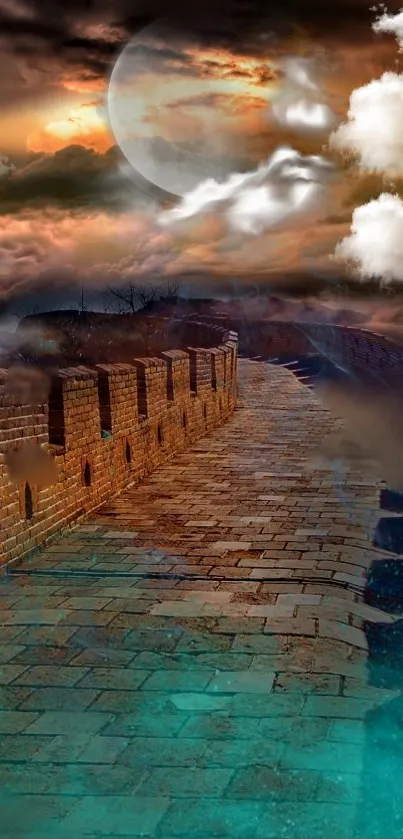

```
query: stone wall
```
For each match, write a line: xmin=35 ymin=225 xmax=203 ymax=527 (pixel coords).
xmin=193 ymin=318 xmax=313 ymax=359
xmin=298 ymin=324 xmax=403 ymax=372
xmin=198 ymin=316 xmax=403 ymax=377
xmin=0 ymin=329 xmax=238 ymax=569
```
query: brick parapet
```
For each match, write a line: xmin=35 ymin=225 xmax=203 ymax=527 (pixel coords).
xmin=0 ymin=331 xmax=238 ymax=569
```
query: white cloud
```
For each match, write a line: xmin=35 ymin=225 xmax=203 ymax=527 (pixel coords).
xmin=273 ymin=100 xmax=335 ymax=133
xmin=0 ymin=156 xmax=14 ymax=177
xmin=373 ymin=8 xmax=403 ymax=51
xmin=330 ymin=71 xmax=403 ymax=175
xmin=334 ymin=192 xmax=403 ymax=283
xmin=159 ymin=146 xmax=333 ymax=235
xmin=272 ymin=57 xmax=335 ymax=134
xmin=330 ymin=7 xmax=403 ymax=285
xmin=280 ymin=58 xmax=319 ymax=92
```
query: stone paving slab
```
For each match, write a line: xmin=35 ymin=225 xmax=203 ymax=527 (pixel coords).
xmin=0 ymin=361 xmax=400 ymax=838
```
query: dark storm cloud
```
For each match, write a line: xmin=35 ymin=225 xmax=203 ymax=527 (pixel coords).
xmin=0 ymin=144 xmax=144 ymax=213
xmin=115 ymin=0 xmax=403 ymax=51
xmin=60 ymin=36 xmax=118 ymax=57
xmin=0 ymin=18 xmax=63 ymax=38
xmin=123 ymin=42 xmax=194 ymax=65
xmin=111 ymin=40 xmax=199 ymax=78
xmin=1 ymin=0 xmax=402 ymax=104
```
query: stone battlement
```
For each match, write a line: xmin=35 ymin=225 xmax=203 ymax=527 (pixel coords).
xmin=206 ymin=316 xmax=403 ymax=378
xmin=0 ymin=327 xmax=238 ymax=568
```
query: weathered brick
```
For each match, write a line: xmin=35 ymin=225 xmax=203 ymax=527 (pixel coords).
xmin=0 ymin=332 xmax=238 ymax=570
xmin=0 ymin=351 xmax=391 ymax=832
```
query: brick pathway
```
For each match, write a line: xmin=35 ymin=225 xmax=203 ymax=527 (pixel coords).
xmin=0 ymin=360 xmax=399 ymax=838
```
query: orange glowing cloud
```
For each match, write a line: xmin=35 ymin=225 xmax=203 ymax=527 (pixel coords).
xmin=62 ymin=76 xmax=106 ymax=95
xmin=188 ymin=46 xmax=278 ymax=88
xmin=27 ymin=102 xmax=113 ymax=153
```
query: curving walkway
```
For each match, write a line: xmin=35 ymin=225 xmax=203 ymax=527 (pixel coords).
xmin=0 ymin=360 xmax=400 ymax=839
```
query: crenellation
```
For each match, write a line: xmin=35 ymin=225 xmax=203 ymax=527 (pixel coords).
xmin=131 ymin=357 xmax=165 ymax=418
xmin=160 ymin=350 xmax=190 ymax=403
xmin=0 ymin=328 xmax=238 ymax=568
xmin=210 ymin=348 xmax=225 ymax=392
xmin=95 ymin=363 xmax=139 ymax=438
xmin=187 ymin=347 xmax=213 ymax=395
xmin=224 ymin=339 xmax=238 ymax=394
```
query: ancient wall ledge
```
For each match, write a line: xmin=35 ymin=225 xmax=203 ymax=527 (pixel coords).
xmin=0 ymin=328 xmax=238 ymax=569
xmin=197 ymin=315 xmax=403 ymax=376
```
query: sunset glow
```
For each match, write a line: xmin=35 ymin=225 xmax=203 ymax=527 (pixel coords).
xmin=27 ymin=103 xmax=113 ymax=153
xmin=0 ymin=1 xmax=398 ymax=300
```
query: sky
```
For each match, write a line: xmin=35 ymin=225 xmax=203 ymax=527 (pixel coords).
xmin=1 ymin=0 xmax=403 ymax=312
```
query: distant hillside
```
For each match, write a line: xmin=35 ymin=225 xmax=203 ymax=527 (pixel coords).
xmin=11 ymin=307 xmax=227 ymax=367
xmin=9 ymin=295 xmax=369 ymax=368
xmin=141 ymin=295 xmax=368 ymax=325
xmin=12 ymin=310 xmax=169 ymax=367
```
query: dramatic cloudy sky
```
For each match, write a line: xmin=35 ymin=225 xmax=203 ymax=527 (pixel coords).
xmin=0 ymin=0 xmax=402 ymax=309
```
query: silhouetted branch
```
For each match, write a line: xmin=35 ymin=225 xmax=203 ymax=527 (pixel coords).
xmin=103 ymin=280 xmax=181 ymax=314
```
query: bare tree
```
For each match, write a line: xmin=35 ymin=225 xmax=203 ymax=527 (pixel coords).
xmin=103 ymin=281 xmax=140 ymax=314
xmin=136 ymin=284 xmax=159 ymax=310
xmin=162 ymin=279 xmax=180 ymax=302
xmin=104 ymin=280 xmax=180 ymax=314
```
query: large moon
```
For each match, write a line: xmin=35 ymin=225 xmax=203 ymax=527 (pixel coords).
xmin=107 ymin=23 xmax=275 ymax=198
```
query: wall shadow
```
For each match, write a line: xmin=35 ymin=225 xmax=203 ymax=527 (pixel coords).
xmin=258 ymin=354 xmax=351 ymax=388
xmin=356 ymin=490 xmax=403 ymax=838
xmin=380 ymin=489 xmax=403 ymax=514
xmin=373 ymin=518 xmax=403 ymax=554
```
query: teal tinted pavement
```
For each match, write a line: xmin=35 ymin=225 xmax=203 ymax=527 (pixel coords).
xmin=0 ymin=361 xmax=399 ymax=838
